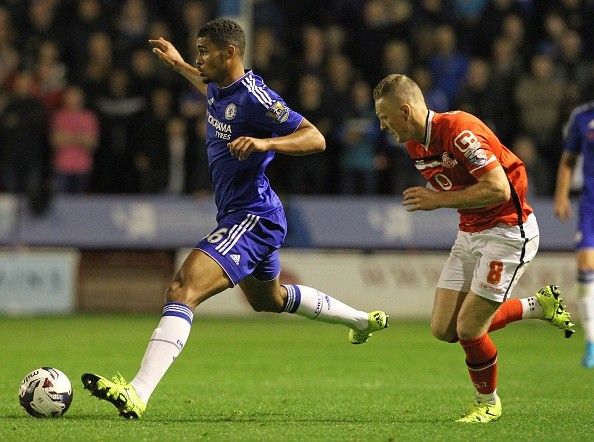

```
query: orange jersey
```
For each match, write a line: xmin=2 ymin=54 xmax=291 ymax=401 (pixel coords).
xmin=406 ymin=111 xmax=533 ymax=232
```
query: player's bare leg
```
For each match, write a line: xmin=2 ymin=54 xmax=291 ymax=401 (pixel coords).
xmin=430 ymin=288 xmax=466 ymax=343
xmin=239 ymin=276 xmax=388 ymax=344
xmin=83 ymin=250 xmax=231 ymax=418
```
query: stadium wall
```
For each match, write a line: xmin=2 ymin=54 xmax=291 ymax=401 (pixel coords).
xmin=0 ymin=195 xmax=580 ymax=317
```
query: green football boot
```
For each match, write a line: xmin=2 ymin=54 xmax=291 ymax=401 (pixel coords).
xmin=348 ymin=311 xmax=389 ymax=344
xmin=456 ymin=395 xmax=502 ymax=423
xmin=81 ymin=373 xmax=146 ymax=419
xmin=535 ymin=285 xmax=575 ymax=338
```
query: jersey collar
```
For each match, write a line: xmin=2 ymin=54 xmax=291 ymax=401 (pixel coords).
xmin=215 ymin=70 xmax=252 ymax=98
xmin=422 ymin=110 xmax=434 ymax=149
xmin=221 ymin=70 xmax=252 ymax=90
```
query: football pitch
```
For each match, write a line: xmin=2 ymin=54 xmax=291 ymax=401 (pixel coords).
xmin=0 ymin=314 xmax=592 ymax=441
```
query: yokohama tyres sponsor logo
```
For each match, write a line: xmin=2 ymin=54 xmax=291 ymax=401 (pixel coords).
xmin=207 ymin=112 xmax=231 ymax=133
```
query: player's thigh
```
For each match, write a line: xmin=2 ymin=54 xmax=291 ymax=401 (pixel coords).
xmin=456 ymin=291 xmax=500 ymax=340
xmin=170 ymin=249 xmax=232 ymax=307
xmin=431 ymin=287 xmax=467 ymax=342
xmin=239 ymin=275 xmax=284 ymax=312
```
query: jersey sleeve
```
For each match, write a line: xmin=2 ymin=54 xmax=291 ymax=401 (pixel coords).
xmin=245 ymin=85 xmax=304 ymax=136
xmin=563 ymin=112 xmax=581 ymax=154
xmin=447 ymin=117 xmax=500 ymax=179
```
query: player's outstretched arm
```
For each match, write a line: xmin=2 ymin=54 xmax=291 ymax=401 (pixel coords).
xmin=149 ymin=37 xmax=207 ymax=96
xmin=228 ymin=118 xmax=325 ymax=161
xmin=553 ymin=151 xmax=578 ymax=221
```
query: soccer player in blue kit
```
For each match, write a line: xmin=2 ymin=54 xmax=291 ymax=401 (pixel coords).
xmin=81 ymin=18 xmax=388 ymax=418
xmin=554 ymin=100 xmax=594 ymax=368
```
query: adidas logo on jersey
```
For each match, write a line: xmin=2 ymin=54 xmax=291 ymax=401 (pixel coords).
xmin=230 ymin=254 xmax=241 ymax=265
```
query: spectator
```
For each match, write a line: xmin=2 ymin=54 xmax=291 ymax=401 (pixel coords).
xmin=91 ymin=68 xmax=144 ymax=193
xmin=34 ymin=40 xmax=67 ymax=114
xmin=337 ymin=80 xmax=381 ymax=194
xmin=279 ymin=73 xmax=329 ymax=194
xmin=63 ymin=0 xmax=112 ymax=77
xmin=514 ymin=52 xmax=566 ymax=170
xmin=131 ymin=87 xmax=174 ymax=193
xmin=0 ymin=71 xmax=48 ymax=194
xmin=487 ymin=36 xmax=523 ymax=145
xmin=511 ymin=135 xmax=553 ymax=196
xmin=500 ymin=13 xmax=530 ymax=59
xmin=50 ymin=85 xmax=99 ymax=193
xmin=20 ymin=0 xmax=60 ymax=70
xmin=81 ymin=32 xmax=114 ymax=104
xmin=427 ymin=24 xmax=469 ymax=106
xmin=474 ymin=0 xmax=526 ymax=57
xmin=114 ymin=0 xmax=150 ymax=64
xmin=294 ymin=25 xmax=327 ymax=79
xmin=176 ymin=0 xmax=211 ymax=61
xmin=454 ymin=57 xmax=493 ymax=126
xmin=165 ymin=117 xmax=209 ymax=196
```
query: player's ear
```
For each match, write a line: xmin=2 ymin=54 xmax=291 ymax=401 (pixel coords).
xmin=400 ymin=104 xmax=410 ymax=120
xmin=226 ymin=44 xmax=239 ymax=60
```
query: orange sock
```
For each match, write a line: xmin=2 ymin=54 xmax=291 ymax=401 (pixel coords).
xmin=459 ymin=334 xmax=498 ymax=394
xmin=488 ymin=298 xmax=523 ymax=332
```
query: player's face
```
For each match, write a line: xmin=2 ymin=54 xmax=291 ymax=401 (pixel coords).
xmin=195 ymin=37 xmax=227 ymax=84
xmin=375 ymin=97 xmax=408 ymax=143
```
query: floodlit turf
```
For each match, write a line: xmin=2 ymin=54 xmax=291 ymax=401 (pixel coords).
xmin=0 ymin=314 xmax=592 ymax=441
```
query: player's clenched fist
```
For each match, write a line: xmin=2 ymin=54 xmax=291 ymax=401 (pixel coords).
xmin=149 ymin=37 xmax=184 ymax=70
xmin=228 ymin=137 xmax=269 ymax=161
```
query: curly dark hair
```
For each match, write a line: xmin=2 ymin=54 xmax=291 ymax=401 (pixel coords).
xmin=197 ymin=18 xmax=246 ymax=55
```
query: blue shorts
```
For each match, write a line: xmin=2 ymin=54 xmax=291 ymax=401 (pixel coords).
xmin=195 ymin=208 xmax=287 ymax=285
xmin=577 ymin=199 xmax=594 ymax=249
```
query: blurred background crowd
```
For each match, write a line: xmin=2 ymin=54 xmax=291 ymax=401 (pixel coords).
xmin=0 ymin=0 xmax=592 ymax=202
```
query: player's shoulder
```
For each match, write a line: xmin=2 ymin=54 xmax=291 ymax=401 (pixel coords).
xmin=433 ymin=110 xmax=485 ymax=138
xmin=238 ymin=71 xmax=276 ymax=108
xmin=435 ymin=110 xmax=481 ymax=127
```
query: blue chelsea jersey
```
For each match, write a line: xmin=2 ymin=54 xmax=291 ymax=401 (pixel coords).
xmin=205 ymin=70 xmax=304 ymax=219
xmin=564 ymin=101 xmax=594 ymax=201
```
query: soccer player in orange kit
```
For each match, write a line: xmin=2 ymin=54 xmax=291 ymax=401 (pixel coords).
xmin=374 ymin=73 xmax=574 ymax=423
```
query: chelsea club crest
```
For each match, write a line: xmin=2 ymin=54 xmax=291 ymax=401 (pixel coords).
xmin=225 ymin=103 xmax=237 ymax=120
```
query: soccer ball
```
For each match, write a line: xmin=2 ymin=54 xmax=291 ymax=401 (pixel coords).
xmin=19 ymin=367 xmax=73 ymax=418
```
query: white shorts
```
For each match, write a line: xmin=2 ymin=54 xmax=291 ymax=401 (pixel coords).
xmin=437 ymin=213 xmax=539 ymax=303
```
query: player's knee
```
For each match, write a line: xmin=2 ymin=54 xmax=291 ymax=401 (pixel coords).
xmin=246 ymin=296 xmax=283 ymax=313
xmin=456 ymin=324 xmax=484 ymax=341
xmin=431 ymin=323 xmax=457 ymax=343
xmin=165 ymin=280 xmax=199 ymax=309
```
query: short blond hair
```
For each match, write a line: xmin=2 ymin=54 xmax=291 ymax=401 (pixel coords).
xmin=373 ymin=74 xmax=424 ymax=105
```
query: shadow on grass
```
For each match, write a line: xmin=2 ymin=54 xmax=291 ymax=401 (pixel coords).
xmin=24 ymin=413 xmax=451 ymax=424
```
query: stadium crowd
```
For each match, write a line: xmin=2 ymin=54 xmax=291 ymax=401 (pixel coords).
xmin=0 ymin=0 xmax=592 ymax=199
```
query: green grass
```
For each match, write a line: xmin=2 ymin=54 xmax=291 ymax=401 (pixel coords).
xmin=0 ymin=315 xmax=592 ymax=441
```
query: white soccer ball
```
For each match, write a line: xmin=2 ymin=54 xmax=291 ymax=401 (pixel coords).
xmin=19 ymin=367 xmax=73 ymax=418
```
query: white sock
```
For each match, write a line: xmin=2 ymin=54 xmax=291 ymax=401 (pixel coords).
xmin=578 ymin=273 xmax=594 ymax=342
xmin=476 ymin=389 xmax=498 ymax=405
xmin=282 ymin=284 xmax=368 ymax=330
xmin=520 ymin=296 xmax=543 ymax=319
xmin=130 ymin=302 xmax=193 ymax=404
